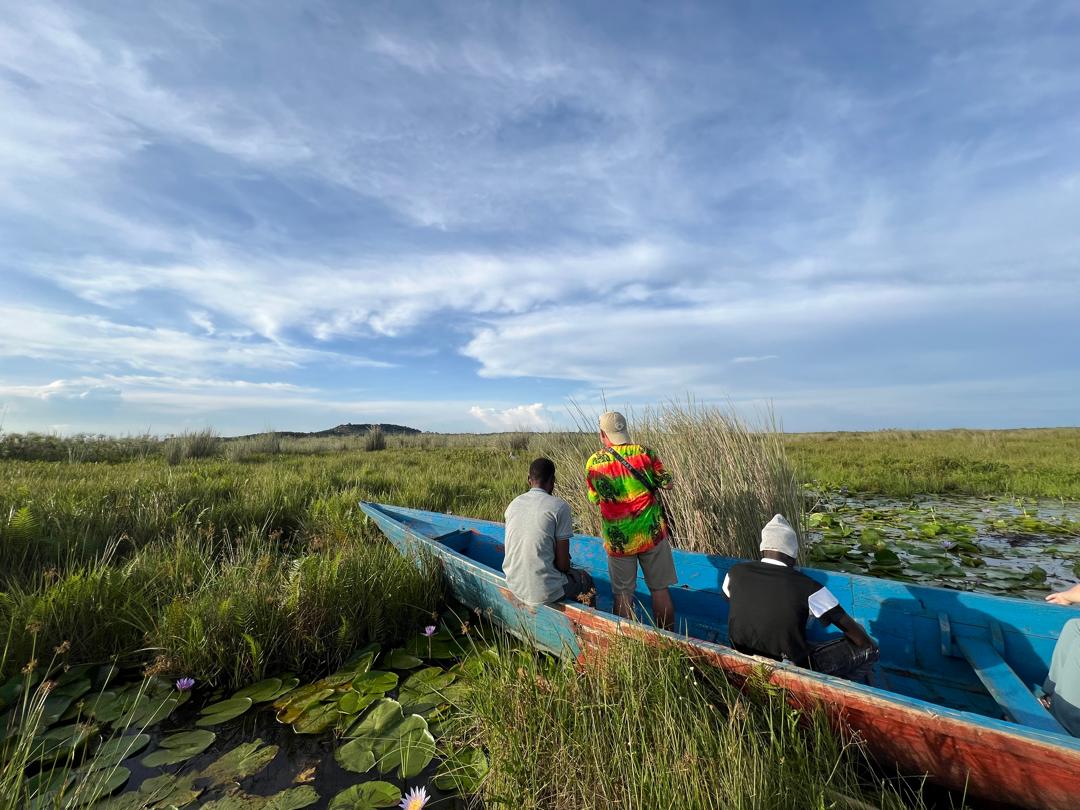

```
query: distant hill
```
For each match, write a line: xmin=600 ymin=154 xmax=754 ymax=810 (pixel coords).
xmin=233 ymin=423 xmax=421 ymax=439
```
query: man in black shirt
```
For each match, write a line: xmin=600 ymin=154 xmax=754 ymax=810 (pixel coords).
xmin=722 ymin=514 xmax=878 ymax=678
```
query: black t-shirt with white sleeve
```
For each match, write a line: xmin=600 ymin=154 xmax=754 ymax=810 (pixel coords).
xmin=722 ymin=558 xmax=840 ymax=665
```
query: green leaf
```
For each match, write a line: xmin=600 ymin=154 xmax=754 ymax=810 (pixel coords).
xmin=397 ymin=667 xmax=456 ymax=716
xmin=343 ymin=698 xmax=404 ymax=741
xmin=275 ymin=688 xmax=334 ymax=724
xmin=377 ymin=714 xmax=434 ymax=778
xmin=200 ymin=785 xmax=319 ymax=810
xmin=91 ymin=774 xmax=203 ymax=810
xmin=334 ymin=738 xmax=376 ymax=774
xmin=337 ymin=691 xmax=378 ymax=716
xmin=197 ymin=739 xmax=278 ymax=786
xmin=128 ymin=691 xmax=189 ymax=728
xmin=84 ymin=734 xmax=149 ymax=771
xmin=342 ymin=643 xmax=381 ymax=674
xmin=196 ymin=696 xmax=253 ymax=727
xmin=327 ymin=782 xmax=401 ymax=810
xmin=384 ymin=649 xmax=423 ymax=670
xmin=140 ymin=729 xmax=216 ymax=767
xmin=292 ymin=701 xmax=339 ymax=734
xmin=70 ymin=766 xmax=130 ymax=805
xmin=435 ymin=746 xmax=490 ymax=794
xmin=233 ymin=677 xmax=283 ymax=703
xmin=351 ymin=671 xmax=398 ymax=694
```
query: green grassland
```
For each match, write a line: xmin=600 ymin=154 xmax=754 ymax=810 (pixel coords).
xmin=786 ymin=427 xmax=1080 ymax=498
xmin=3 ymin=421 xmax=1074 ymax=807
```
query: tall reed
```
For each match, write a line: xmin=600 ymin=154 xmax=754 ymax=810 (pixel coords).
xmin=541 ymin=399 xmax=803 ymax=559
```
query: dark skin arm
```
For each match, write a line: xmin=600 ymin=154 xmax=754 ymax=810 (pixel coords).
xmin=554 ymin=538 xmax=571 ymax=574
xmin=821 ymin=606 xmax=874 ymax=649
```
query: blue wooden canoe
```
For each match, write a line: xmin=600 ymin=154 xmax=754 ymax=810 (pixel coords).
xmin=360 ymin=501 xmax=1080 ymax=809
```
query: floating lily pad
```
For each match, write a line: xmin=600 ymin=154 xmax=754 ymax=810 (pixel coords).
xmin=94 ymin=773 xmax=202 ymax=809
xmin=201 ymin=785 xmax=319 ymax=810
xmin=343 ymin=698 xmax=404 ymax=742
xmin=351 ymin=671 xmax=398 ymax=694
xmin=397 ymin=667 xmax=457 ymax=715
xmin=334 ymin=738 xmax=376 ymax=774
xmin=71 ymin=765 xmax=130 ymax=805
xmin=337 ymin=691 xmax=378 ymax=716
xmin=141 ymin=729 xmax=216 ymax=767
xmin=233 ymin=678 xmax=284 ymax=703
xmin=128 ymin=691 xmax=189 ymax=728
xmin=276 ymin=688 xmax=334 ymax=725
xmin=31 ymin=722 xmax=95 ymax=761
xmin=384 ymin=649 xmax=422 ymax=670
xmin=196 ymin=696 xmax=253 ymax=727
xmin=342 ymin=643 xmax=381 ymax=674
xmin=85 ymin=734 xmax=150 ymax=771
xmin=378 ymin=713 xmax=434 ymax=778
xmin=435 ymin=746 xmax=490 ymax=793
xmin=327 ymin=782 xmax=401 ymax=810
xmin=198 ymin=739 xmax=278 ymax=786
xmin=292 ymin=702 xmax=339 ymax=735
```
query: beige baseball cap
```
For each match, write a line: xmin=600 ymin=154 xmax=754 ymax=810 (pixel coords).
xmin=599 ymin=411 xmax=631 ymax=445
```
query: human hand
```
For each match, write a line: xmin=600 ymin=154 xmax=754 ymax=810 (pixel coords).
xmin=1046 ymin=583 xmax=1080 ymax=606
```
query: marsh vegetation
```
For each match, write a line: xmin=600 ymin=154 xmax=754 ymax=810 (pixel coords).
xmin=1 ymin=416 xmax=1077 ymax=807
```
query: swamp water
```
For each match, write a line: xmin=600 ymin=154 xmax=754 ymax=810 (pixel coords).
xmin=4 ymin=628 xmax=486 ymax=809
xmin=805 ymin=490 xmax=1080 ymax=598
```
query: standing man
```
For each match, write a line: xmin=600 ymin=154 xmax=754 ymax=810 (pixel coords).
xmin=585 ymin=411 xmax=677 ymax=629
xmin=723 ymin=514 xmax=878 ymax=678
xmin=504 ymin=458 xmax=595 ymax=607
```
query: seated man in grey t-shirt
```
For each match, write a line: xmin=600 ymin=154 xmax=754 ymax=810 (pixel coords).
xmin=503 ymin=458 xmax=595 ymax=607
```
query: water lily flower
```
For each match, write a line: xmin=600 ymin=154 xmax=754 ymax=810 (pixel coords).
xmin=399 ymin=785 xmax=429 ymax=810
xmin=423 ymin=625 xmax=437 ymax=637
xmin=175 ymin=677 xmax=195 ymax=691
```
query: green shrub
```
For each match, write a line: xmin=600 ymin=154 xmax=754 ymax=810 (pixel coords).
xmin=363 ymin=427 xmax=387 ymax=452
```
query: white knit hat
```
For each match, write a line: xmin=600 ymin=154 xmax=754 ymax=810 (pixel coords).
xmin=759 ymin=514 xmax=798 ymax=558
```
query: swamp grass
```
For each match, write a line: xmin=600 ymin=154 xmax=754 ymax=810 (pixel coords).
xmin=787 ymin=428 xmax=1080 ymax=499
xmin=451 ymin=636 xmax=934 ymax=810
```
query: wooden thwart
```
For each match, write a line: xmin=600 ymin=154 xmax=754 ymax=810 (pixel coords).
xmin=954 ymin=634 xmax=1066 ymax=734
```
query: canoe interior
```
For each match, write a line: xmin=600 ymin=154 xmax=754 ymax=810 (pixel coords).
xmin=365 ymin=503 xmax=1074 ymax=733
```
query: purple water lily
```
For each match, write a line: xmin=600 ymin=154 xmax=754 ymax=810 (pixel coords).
xmin=423 ymin=625 xmax=437 ymax=637
xmin=175 ymin=677 xmax=195 ymax=691
xmin=400 ymin=785 xmax=429 ymax=809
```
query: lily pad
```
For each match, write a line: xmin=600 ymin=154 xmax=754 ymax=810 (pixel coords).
xmin=435 ymin=746 xmax=490 ymax=793
xmin=397 ymin=667 xmax=457 ymax=715
xmin=201 ymin=785 xmax=319 ymax=810
xmin=197 ymin=739 xmax=278 ymax=786
xmin=377 ymin=713 xmax=434 ymax=778
xmin=337 ymin=691 xmax=378 ymax=716
xmin=384 ymin=649 xmax=422 ymax=670
xmin=343 ymin=698 xmax=404 ymax=742
xmin=196 ymin=696 xmax=253 ymax=726
xmin=233 ymin=678 xmax=284 ymax=703
xmin=128 ymin=691 xmax=189 ymax=728
xmin=141 ymin=729 xmax=216 ymax=767
xmin=334 ymin=738 xmax=376 ymax=774
xmin=291 ymin=701 xmax=339 ymax=735
xmin=327 ymin=782 xmax=401 ymax=810
xmin=95 ymin=773 xmax=203 ymax=809
xmin=342 ymin=643 xmax=381 ymax=674
xmin=85 ymin=734 xmax=150 ymax=771
xmin=275 ymin=688 xmax=334 ymax=724
xmin=351 ymin=671 xmax=398 ymax=694
xmin=71 ymin=765 xmax=130 ymax=805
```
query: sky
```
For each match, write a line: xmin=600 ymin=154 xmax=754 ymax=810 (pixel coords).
xmin=1 ymin=1 xmax=1078 ymax=435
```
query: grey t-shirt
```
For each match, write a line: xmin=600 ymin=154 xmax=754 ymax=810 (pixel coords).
xmin=503 ymin=488 xmax=574 ymax=606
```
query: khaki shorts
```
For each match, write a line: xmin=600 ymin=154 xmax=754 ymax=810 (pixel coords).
xmin=607 ymin=540 xmax=678 ymax=596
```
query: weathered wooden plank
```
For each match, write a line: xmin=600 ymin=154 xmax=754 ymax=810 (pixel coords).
xmin=954 ymin=634 xmax=1066 ymax=734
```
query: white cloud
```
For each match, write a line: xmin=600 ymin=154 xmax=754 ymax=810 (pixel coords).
xmin=0 ymin=305 xmax=391 ymax=374
xmin=731 ymin=355 xmax=779 ymax=364
xmin=469 ymin=403 xmax=550 ymax=430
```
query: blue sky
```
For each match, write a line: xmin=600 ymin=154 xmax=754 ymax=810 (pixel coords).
xmin=1 ymin=1 xmax=1078 ymax=435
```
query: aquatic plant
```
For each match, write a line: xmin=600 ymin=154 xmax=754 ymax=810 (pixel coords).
xmin=399 ymin=785 xmax=430 ymax=809
xmin=175 ymin=677 xmax=195 ymax=691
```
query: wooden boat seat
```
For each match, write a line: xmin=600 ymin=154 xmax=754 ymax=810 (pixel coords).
xmin=954 ymin=634 xmax=1066 ymax=735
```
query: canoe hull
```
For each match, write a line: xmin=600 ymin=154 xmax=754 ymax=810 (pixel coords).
xmin=361 ymin=502 xmax=1080 ymax=810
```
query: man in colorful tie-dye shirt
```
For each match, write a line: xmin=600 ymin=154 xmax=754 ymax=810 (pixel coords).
xmin=585 ymin=411 xmax=677 ymax=629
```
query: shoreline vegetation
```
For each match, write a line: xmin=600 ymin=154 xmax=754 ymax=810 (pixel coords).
xmin=3 ymin=424 xmax=1077 ymax=498
xmin=1 ymin=409 xmax=1075 ymax=806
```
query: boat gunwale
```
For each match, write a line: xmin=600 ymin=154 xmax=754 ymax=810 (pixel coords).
xmin=359 ymin=500 xmax=1080 ymax=754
